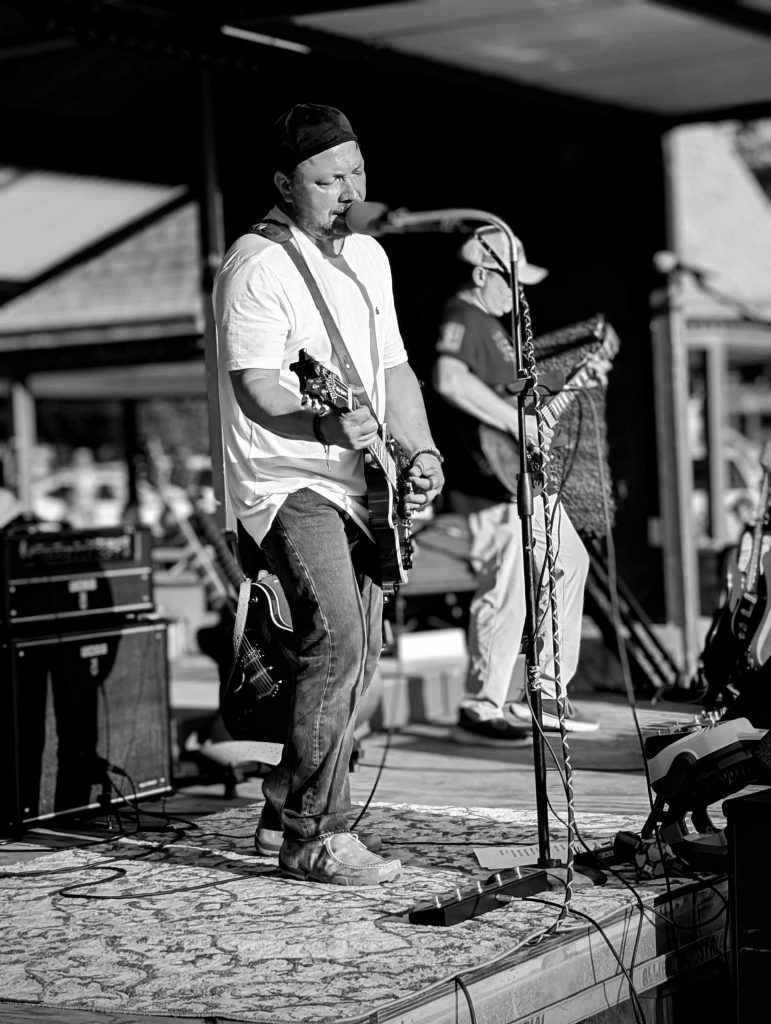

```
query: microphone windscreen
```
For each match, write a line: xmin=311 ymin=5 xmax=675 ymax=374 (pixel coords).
xmin=345 ymin=201 xmax=389 ymax=235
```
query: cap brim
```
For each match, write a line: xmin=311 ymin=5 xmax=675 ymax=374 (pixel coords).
xmin=519 ymin=264 xmax=548 ymax=285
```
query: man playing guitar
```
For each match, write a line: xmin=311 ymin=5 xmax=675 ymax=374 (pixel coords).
xmin=432 ymin=226 xmax=611 ymax=743
xmin=213 ymin=104 xmax=443 ymax=886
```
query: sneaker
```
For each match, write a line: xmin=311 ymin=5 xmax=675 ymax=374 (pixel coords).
xmin=279 ymin=832 xmax=401 ymax=886
xmin=507 ymin=698 xmax=599 ymax=734
xmin=255 ymin=813 xmax=382 ymax=857
xmin=450 ymin=707 xmax=531 ymax=746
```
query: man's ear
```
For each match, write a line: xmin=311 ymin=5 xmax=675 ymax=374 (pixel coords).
xmin=274 ymin=170 xmax=292 ymax=204
xmin=472 ymin=265 xmax=486 ymax=288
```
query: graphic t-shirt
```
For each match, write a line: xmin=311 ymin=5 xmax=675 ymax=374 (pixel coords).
xmin=434 ymin=296 xmax=563 ymax=506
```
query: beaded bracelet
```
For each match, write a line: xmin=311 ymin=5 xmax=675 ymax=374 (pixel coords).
xmin=408 ymin=447 xmax=444 ymax=469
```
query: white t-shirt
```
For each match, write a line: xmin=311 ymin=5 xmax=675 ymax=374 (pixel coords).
xmin=213 ymin=207 xmax=408 ymax=544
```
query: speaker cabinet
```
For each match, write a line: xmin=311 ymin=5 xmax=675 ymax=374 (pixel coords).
xmin=1 ymin=620 xmax=172 ymax=833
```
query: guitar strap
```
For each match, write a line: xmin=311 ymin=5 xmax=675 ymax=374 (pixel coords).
xmin=231 ymin=578 xmax=252 ymax=658
xmin=250 ymin=219 xmax=377 ymax=418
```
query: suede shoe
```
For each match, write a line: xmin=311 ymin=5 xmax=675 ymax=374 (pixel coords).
xmin=507 ymin=698 xmax=599 ymax=734
xmin=450 ymin=706 xmax=530 ymax=746
xmin=255 ymin=819 xmax=382 ymax=857
xmin=279 ymin=832 xmax=401 ymax=886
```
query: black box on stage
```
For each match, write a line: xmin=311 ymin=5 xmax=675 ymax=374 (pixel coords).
xmin=725 ymin=786 xmax=771 ymax=1024
xmin=0 ymin=619 xmax=172 ymax=833
xmin=0 ymin=525 xmax=154 ymax=631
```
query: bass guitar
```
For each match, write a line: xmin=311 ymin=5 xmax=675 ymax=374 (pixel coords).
xmin=478 ymin=316 xmax=619 ymax=493
xmin=188 ymin=509 xmax=294 ymax=745
xmin=698 ymin=439 xmax=771 ymax=712
xmin=290 ymin=348 xmax=413 ymax=595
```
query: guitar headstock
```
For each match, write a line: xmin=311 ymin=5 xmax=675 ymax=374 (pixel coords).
xmin=600 ymin=322 xmax=621 ymax=361
xmin=289 ymin=349 xmax=353 ymax=414
xmin=582 ymin=322 xmax=620 ymax=386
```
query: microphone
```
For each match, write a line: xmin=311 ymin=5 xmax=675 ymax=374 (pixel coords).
xmin=345 ymin=201 xmax=470 ymax=237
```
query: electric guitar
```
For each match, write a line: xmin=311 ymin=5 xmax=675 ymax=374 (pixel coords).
xmin=144 ymin=434 xmax=294 ymax=743
xmin=188 ymin=509 xmax=294 ymax=745
xmin=698 ymin=440 xmax=771 ymax=711
xmin=290 ymin=349 xmax=413 ymax=595
xmin=478 ymin=316 xmax=620 ymax=493
xmin=729 ymin=440 xmax=771 ymax=645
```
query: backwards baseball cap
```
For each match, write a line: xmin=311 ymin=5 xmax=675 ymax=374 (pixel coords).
xmin=272 ymin=103 xmax=358 ymax=173
xmin=458 ymin=226 xmax=548 ymax=286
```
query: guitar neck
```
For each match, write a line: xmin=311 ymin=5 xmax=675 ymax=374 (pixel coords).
xmin=745 ymin=480 xmax=771 ymax=594
xmin=538 ymin=328 xmax=616 ymax=433
xmin=540 ymin=361 xmax=594 ymax=431
xmin=346 ymin=394 xmax=399 ymax=487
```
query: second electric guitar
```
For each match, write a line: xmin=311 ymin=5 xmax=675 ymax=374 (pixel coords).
xmin=290 ymin=349 xmax=412 ymax=595
xmin=698 ymin=439 xmax=771 ymax=712
xmin=189 ymin=509 xmax=294 ymax=744
xmin=478 ymin=316 xmax=620 ymax=493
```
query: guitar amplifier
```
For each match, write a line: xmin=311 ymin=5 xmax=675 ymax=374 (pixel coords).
xmin=1 ymin=619 xmax=172 ymax=833
xmin=0 ymin=525 xmax=154 ymax=631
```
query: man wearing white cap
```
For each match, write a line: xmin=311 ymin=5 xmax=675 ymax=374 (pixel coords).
xmin=432 ymin=226 xmax=599 ymax=742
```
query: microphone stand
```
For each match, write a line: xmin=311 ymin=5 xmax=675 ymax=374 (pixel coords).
xmin=401 ymin=209 xmax=558 ymax=912
xmin=482 ymin=213 xmax=557 ymax=875
xmin=348 ymin=203 xmax=574 ymax=922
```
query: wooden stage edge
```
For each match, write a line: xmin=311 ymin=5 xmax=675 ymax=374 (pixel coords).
xmin=374 ymin=878 xmax=729 ymax=1024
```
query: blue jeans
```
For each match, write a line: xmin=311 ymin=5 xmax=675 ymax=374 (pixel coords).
xmin=258 ymin=489 xmax=383 ymax=842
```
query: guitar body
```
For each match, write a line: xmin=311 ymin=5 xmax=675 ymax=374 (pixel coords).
xmin=478 ymin=421 xmax=544 ymax=495
xmin=218 ymin=573 xmax=295 ymax=745
xmin=187 ymin=510 xmax=296 ymax=744
xmin=363 ymin=447 xmax=411 ymax=592
xmin=698 ymin=601 xmax=750 ymax=712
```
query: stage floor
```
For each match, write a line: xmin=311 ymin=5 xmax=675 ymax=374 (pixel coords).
xmin=0 ymin=801 xmax=729 ymax=1024
xmin=0 ymin=696 xmax=734 ymax=1024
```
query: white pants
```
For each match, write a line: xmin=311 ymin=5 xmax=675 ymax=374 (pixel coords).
xmin=462 ymin=494 xmax=589 ymax=707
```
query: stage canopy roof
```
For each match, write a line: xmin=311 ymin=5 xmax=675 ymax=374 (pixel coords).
xmin=292 ymin=0 xmax=771 ymax=118
xmin=0 ymin=0 xmax=769 ymax=174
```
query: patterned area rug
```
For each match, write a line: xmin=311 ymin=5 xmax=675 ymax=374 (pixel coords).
xmin=0 ymin=802 xmax=696 ymax=1024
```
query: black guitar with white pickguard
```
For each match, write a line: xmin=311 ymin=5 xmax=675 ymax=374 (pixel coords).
xmin=290 ymin=349 xmax=412 ymax=595
xmin=188 ymin=509 xmax=294 ymax=744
